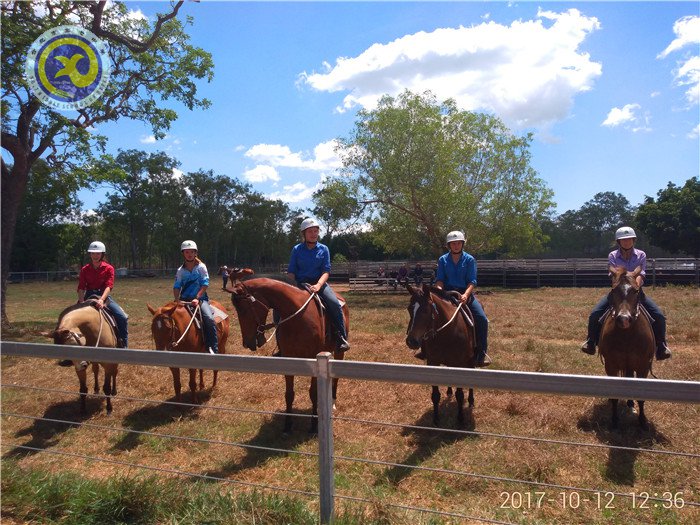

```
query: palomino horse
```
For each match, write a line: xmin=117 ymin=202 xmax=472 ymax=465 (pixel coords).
xmin=51 ymin=301 xmax=119 ymax=414
xmin=405 ymin=283 xmax=476 ymax=426
xmin=598 ymin=266 xmax=655 ymax=429
xmin=227 ymin=268 xmax=349 ymax=433
xmin=147 ymin=301 xmax=229 ymax=404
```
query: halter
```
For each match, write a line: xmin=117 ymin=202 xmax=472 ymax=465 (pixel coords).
xmin=153 ymin=306 xmax=189 ymax=350
xmin=608 ymin=280 xmax=641 ymax=323
xmin=232 ymin=283 xmax=318 ymax=344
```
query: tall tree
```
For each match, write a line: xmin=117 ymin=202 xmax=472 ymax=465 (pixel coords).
xmin=315 ymin=90 xmax=554 ymax=256
xmin=1 ymin=0 xmax=213 ymax=324
xmin=636 ymin=177 xmax=700 ymax=257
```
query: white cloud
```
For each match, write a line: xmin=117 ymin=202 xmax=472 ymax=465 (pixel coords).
xmin=172 ymin=168 xmax=184 ymax=179
xmin=244 ymin=140 xmax=342 ymax=171
xmin=267 ymin=181 xmax=321 ymax=203
xmin=688 ymin=123 xmax=700 ymax=139
xmin=140 ymin=135 xmax=157 ymax=144
xmin=601 ymin=104 xmax=640 ymax=127
xmin=300 ymin=8 xmax=602 ymax=130
xmin=658 ymin=16 xmax=700 ymax=107
xmin=244 ymin=165 xmax=280 ymax=183
xmin=658 ymin=16 xmax=700 ymax=59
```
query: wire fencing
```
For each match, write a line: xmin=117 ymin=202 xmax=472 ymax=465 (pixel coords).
xmin=2 ymin=341 xmax=699 ymax=524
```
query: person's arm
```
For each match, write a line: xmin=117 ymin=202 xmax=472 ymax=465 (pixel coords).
xmin=434 ymin=258 xmax=446 ymax=288
xmin=191 ymin=266 xmax=210 ymax=306
xmin=309 ymin=272 xmax=329 ymax=293
xmin=191 ymin=285 xmax=207 ymax=306
xmin=462 ymin=257 xmax=477 ymax=302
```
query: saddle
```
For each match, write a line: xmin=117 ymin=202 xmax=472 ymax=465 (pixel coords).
xmin=443 ymin=292 xmax=478 ymax=352
xmin=302 ymin=285 xmax=346 ymax=345
xmin=183 ymin=302 xmax=229 ymax=331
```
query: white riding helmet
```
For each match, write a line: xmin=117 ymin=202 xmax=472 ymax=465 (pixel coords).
xmin=300 ymin=218 xmax=321 ymax=233
xmin=180 ymin=240 xmax=198 ymax=251
xmin=87 ymin=241 xmax=106 ymax=253
xmin=445 ymin=231 xmax=466 ymax=244
xmin=615 ymin=227 xmax=636 ymax=241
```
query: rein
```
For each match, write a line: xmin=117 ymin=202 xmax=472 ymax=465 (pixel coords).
xmin=412 ymin=292 xmax=472 ymax=341
xmin=172 ymin=302 xmax=200 ymax=348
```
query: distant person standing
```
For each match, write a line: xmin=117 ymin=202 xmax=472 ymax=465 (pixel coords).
xmin=413 ymin=262 xmax=424 ymax=285
xmin=219 ymin=265 xmax=229 ymax=290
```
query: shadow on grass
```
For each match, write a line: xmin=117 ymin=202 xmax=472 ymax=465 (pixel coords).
xmin=1 ymin=321 xmax=56 ymax=342
xmin=201 ymin=410 xmax=316 ymax=481
xmin=109 ymin=389 xmax=210 ymax=451
xmin=4 ymin=396 xmax=104 ymax=458
xmin=577 ymin=400 xmax=670 ymax=485
xmin=376 ymin=389 xmax=477 ymax=488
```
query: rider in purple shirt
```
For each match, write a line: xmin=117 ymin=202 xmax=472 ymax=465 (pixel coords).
xmin=581 ymin=226 xmax=671 ymax=360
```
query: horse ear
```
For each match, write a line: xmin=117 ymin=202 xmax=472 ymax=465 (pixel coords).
xmin=229 ymin=267 xmax=254 ymax=281
xmin=147 ymin=304 xmax=157 ymax=315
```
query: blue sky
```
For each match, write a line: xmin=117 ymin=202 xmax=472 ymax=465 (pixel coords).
xmin=85 ymin=1 xmax=699 ymax=217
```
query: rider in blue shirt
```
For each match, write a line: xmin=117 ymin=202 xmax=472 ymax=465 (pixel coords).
xmin=580 ymin=226 xmax=671 ymax=360
xmin=422 ymin=230 xmax=491 ymax=367
xmin=173 ymin=240 xmax=218 ymax=354
xmin=285 ymin=218 xmax=349 ymax=353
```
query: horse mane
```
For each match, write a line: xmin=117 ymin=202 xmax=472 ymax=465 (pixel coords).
xmin=56 ymin=300 xmax=97 ymax=325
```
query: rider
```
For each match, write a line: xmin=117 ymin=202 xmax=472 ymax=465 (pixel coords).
xmin=580 ymin=226 xmax=672 ymax=360
xmin=58 ymin=241 xmax=129 ymax=366
xmin=285 ymin=218 xmax=350 ymax=352
xmin=425 ymin=230 xmax=491 ymax=367
xmin=173 ymin=240 xmax=219 ymax=354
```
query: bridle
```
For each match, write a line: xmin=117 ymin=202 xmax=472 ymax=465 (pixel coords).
xmin=408 ymin=291 xmax=470 ymax=341
xmin=232 ymin=282 xmax=318 ymax=344
xmin=608 ymin=278 xmax=642 ymax=323
xmin=153 ymin=310 xmax=185 ymax=350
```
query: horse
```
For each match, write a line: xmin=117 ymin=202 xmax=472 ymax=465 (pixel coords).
xmin=147 ymin=300 xmax=229 ymax=404
xmin=405 ymin=283 xmax=476 ymax=426
xmin=598 ymin=265 xmax=655 ymax=430
xmin=50 ymin=301 xmax=119 ymax=414
xmin=226 ymin=268 xmax=349 ymax=433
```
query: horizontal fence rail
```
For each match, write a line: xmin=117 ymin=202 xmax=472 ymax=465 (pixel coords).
xmin=2 ymin=340 xmax=699 ymax=524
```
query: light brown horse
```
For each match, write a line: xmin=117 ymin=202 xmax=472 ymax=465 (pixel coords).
xmin=405 ymin=283 xmax=476 ymax=426
xmin=51 ymin=301 xmax=119 ymax=414
xmin=598 ymin=266 xmax=655 ymax=429
xmin=227 ymin=268 xmax=349 ymax=433
xmin=147 ymin=300 xmax=229 ymax=404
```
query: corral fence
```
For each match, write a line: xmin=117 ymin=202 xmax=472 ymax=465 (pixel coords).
xmin=346 ymin=258 xmax=700 ymax=292
xmin=2 ymin=341 xmax=699 ymax=524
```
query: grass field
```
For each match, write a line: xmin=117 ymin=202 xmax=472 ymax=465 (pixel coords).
xmin=1 ymin=278 xmax=699 ymax=524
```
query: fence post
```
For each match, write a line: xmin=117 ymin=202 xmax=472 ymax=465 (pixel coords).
xmin=316 ymin=352 xmax=335 ymax=524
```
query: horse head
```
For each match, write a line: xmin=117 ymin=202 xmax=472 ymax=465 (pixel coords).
xmin=147 ymin=303 xmax=181 ymax=350
xmin=608 ymin=265 xmax=644 ymax=330
xmin=229 ymin=281 xmax=269 ymax=351
xmin=405 ymin=283 xmax=438 ymax=349
xmin=52 ymin=327 xmax=86 ymax=346
xmin=226 ymin=267 xmax=254 ymax=288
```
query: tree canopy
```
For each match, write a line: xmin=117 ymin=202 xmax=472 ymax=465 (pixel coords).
xmin=313 ymin=90 xmax=554 ymax=256
xmin=1 ymin=0 xmax=214 ymax=324
xmin=636 ymin=177 xmax=700 ymax=257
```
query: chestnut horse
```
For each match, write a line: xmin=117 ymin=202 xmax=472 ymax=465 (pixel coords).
xmin=227 ymin=268 xmax=349 ymax=433
xmin=405 ymin=283 xmax=475 ymax=426
xmin=51 ymin=301 xmax=119 ymax=414
xmin=598 ymin=266 xmax=655 ymax=429
xmin=147 ymin=301 xmax=229 ymax=404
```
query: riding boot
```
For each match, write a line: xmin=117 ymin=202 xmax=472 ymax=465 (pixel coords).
xmin=580 ymin=338 xmax=596 ymax=355
xmin=656 ymin=342 xmax=672 ymax=360
xmin=336 ymin=335 xmax=350 ymax=352
xmin=272 ymin=349 xmax=282 ymax=357
xmin=475 ymin=353 xmax=492 ymax=367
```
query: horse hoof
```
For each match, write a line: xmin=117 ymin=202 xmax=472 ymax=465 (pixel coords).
xmin=332 ymin=403 xmax=337 ymax=411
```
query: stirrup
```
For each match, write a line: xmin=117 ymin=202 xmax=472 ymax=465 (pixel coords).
xmin=580 ymin=339 xmax=596 ymax=355
xmin=476 ymin=353 xmax=492 ymax=367
xmin=656 ymin=343 xmax=672 ymax=361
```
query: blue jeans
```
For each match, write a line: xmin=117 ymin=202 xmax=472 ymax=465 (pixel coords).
xmin=468 ymin=297 xmax=489 ymax=359
xmin=586 ymin=292 xmax=666 ymax=347
xmin=86 ymin=290 xmax=128 ymax=347
xmin=182 ymin=295 xmax=218 ymax=353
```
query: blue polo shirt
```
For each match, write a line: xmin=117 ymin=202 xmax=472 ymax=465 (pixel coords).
xmin=287 ymin=242 xmax=331 ymax=283
xmin=174 ymin=262 xmax=210 ymax=300
xmin=436 ymin=251 xmax=477 ymax=292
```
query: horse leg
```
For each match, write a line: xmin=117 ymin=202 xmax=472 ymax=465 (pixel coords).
xmin=636 ymin=370 xmax=650 ymax=430
xmin=431 ymin=386 xmax=441 ymax=426
xmin=284 ymin=375 xmax=295 ymax=433
xmin=309 ymin=377 xmax=318 ymax=434
xmin=198 ymin=369 xmax=205 ymax=390
xmin=456 ymin=387 xmax=465 ymax=425
xmin=331 ymin=377 xmax=339 ymax=410
xmin=92 ymin=362 xmax=100 ymax=394
xmin=76 ymin=367 xmax=88 ymax=414
xmin=170 ymin=367 xmax=182 ymax=402
xmin=188 ymin=369 xmax=198 ymax=404
xmin=212 ymin=370 xmax=218 ymax=389
xmin=102 ymin=371 xmax=113 ymax=415
xmin=610 ymin=398 xmax=619 ymax=429
xmin=446 ymin=387 xmax=453 ymax=398
xmin=467 ymin=388 xmax=474 ymax=408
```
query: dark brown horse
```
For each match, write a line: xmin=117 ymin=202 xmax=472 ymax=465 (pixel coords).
xmin=405 ymin=283 xmax=475 ymax=426
xmin=50 ymin=301 xmax=119 ymax=414
xmin=598 ymin=266 xmax=655 ymax=429
xmin=147 ymin=300 xmax=229 ymax=404
xmin=227 ymin=268 xmax=349 ymax=433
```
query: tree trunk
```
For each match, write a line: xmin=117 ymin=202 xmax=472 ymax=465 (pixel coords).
xmin=1 ymin=160 xmax=31 ymax=326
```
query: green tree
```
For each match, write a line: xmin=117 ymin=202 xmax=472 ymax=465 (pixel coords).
xmin=1 ymin=0 xmax=213 ymax=323
xmin=315 ymin=90 xmax=554 ymax=257
xmin=636 ymin=177 xmax=700 ymax=257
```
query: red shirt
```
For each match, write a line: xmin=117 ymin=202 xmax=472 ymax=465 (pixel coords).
xmin=78 ymin=261 xmax=115 ymax=292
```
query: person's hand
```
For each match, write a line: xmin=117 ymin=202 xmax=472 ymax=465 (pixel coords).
xmin=460 ymin=292 xmax=470 ymax=303
xmin=94 ymin=298 xmax=105 ymax=309
xmin=309 ymin=284 xmax=321 ymax=294
xmin=191 ymin=298 xmax=199 ymax=306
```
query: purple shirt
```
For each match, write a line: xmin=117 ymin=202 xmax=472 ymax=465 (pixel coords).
xmin=608 ymin=248 xmax=646 ymax=282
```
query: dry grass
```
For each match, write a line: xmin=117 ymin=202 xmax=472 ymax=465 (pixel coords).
xmin=2 ymin=278 xmax=699 ymax=524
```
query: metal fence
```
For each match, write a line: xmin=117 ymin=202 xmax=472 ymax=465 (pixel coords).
xmin=2 ymin=341 xmax=699 ymax=524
